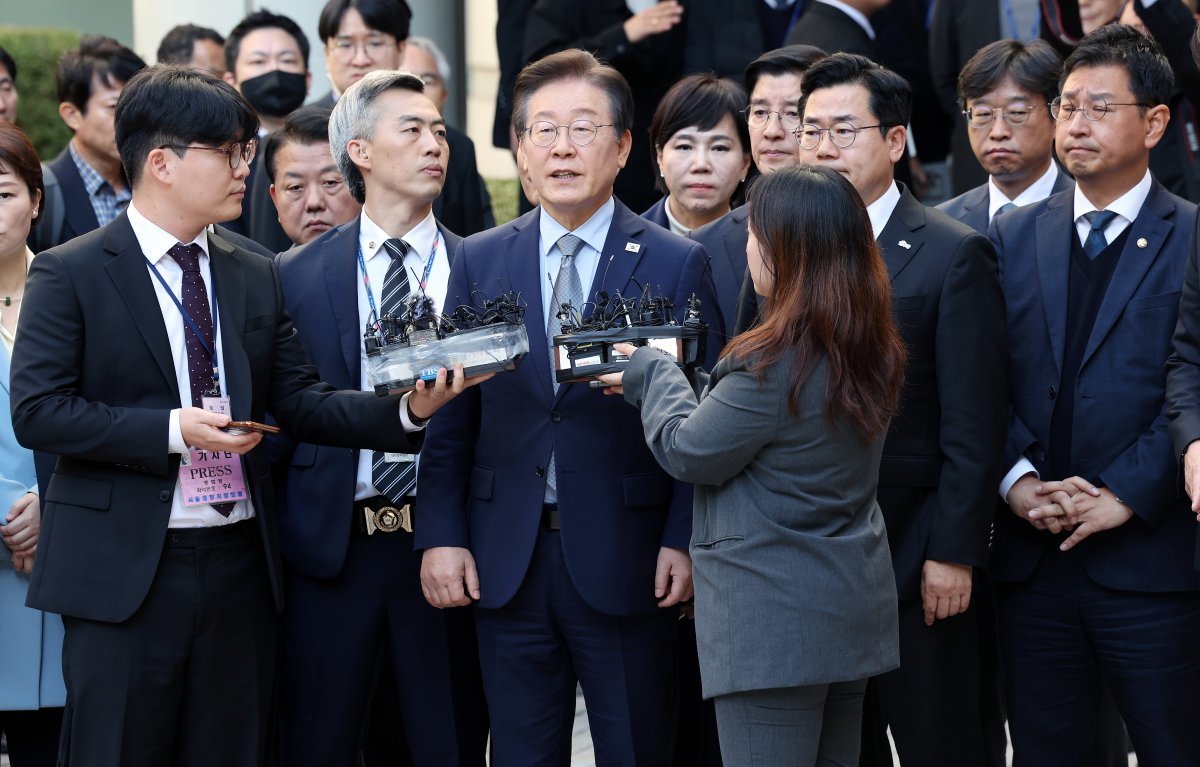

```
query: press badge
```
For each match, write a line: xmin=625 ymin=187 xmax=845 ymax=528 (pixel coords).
xmin=178 ymin=395 xmax=248 ymax=508
xmin=383 ymin=453 xmax=416 ymax=463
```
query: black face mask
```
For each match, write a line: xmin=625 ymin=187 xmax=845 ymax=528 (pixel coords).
xmin=239 ymin=70 xmax=307 ymax=118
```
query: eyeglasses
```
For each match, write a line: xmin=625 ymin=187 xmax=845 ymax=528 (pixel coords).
xmin=1049 ymin=97 xmax=1151 ymax=122
xmin=329 ymin=37 xmax=397 ymax=60
xmin=795 ymin=123 xmax=886 ymax=150
xmin=963 ymin=104 xmax=1043 ymax=128
xmin=523 ymin=120 xmax=614 ymax=148
xmin=743 ymin=106 xmax=802 ymax=130
xmin=160 ymin=140 xmax=258 ymax=170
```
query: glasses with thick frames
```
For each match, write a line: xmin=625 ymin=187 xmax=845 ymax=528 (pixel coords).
xmin=161 ymin=140 xmax=258 ymax=170
xmin=795 ymin=123 xmax=887 ymax=150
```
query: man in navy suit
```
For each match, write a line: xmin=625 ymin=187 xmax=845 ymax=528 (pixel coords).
xmin=416 ymin=49 xmax=723 ymax=766
xmin=991 ymin=25 xmax=1200 ymax=763
xmin=273 ymin=70 xmax=488 ymax=766
xmin=938 ymin=39 xmax=1071 ymax=233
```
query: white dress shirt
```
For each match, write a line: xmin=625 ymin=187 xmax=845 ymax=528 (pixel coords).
xmin=987 ymin=162 xmax=1060 ymax=223
xmin=866 ymin=181 xmax=903 ymax=240
xmin=128 ymin=202 xmax=253 ymax=528
xmin=353 ymin=208 xmax=445 ymax=501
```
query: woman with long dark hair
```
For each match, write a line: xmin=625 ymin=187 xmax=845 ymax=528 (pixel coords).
xmin=603 ymin=164 xmax=906 ymax=765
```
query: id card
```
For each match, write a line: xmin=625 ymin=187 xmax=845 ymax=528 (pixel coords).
xmin=383 ymin=452 xmax=415 ymax=463
xmin=179 ymin=448 xmax=248 ymax=508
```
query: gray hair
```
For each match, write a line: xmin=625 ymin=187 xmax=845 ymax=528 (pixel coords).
xmin=405 ymin=35 xmax=451 ymax=84
xmin=329 ymin=68 xmax=425 ymax=203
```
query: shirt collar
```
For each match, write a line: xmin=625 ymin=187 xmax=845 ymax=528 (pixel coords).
xmin=1073 ymin=168 xmax=1152 ymax=229
xmin=127 ymin=202 xmax=209 ymax=265
xmin=987 ymin=162 xmax=1059 ymax=220
xmin=358 ymin=208 xmax=439 ymax=263
xmin=538 ymin=197 xmax=616 ymax=259
xmin=816 ymin=0 xmax=876 ymax=39
xmin=866 ymin=181 xmax=902 ymax=240
xmin=69 ymin=141 xmax=125 ymax=199
xmin=662 ymin=196 xmax=693 ymax=238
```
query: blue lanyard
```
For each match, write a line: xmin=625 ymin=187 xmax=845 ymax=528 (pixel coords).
xmin=146 ymin=256 xmax=222 ymax=394
xmin=356 ymin=231 xmax=441 ymax=337
xmin=999 ymin=0 xmax=1039 ymax=42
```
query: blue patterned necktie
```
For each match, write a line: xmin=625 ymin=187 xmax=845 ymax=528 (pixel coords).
xmin=168 ymin=242 xmax=234 ymax=517
xmin=546 ymin=234 xmax=585 ymax=497
xmin=995 ymin=202 xmax=1017 ymax=218
xmin=1082 ymin=210 xmax=1118 ymax=259
xmin=371 ymin=239 xmax=418 ymax=503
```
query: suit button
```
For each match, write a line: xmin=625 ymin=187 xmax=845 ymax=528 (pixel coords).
xmin=535 ymin=466 xmax=545 ymax=477
xmin=551 ymin=411 xmax=562 ymax=423
xmin=159 ymin=490 xmax=171 ymax=502
xmin=1048 ymin=386 xmax=1057 ymax=399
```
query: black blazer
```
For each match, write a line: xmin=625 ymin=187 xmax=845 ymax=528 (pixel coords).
xmin=10 ymin=215 xmax=420 ymax=623
xmin=28 ymin=148 xmax=101 ymax=253
xmin=433 ymin=126 xmax=494 ymax=238
xmin=785 ymin=1 xmax=876 ymax=58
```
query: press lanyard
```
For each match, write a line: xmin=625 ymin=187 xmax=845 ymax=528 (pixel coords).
xmin=999 ymin=0 xmax=1039 ymax=42
xmin=356 ymin=231 xmax=441 ymax=337
xmin=146 ymin=255 xmax=222 ymax=395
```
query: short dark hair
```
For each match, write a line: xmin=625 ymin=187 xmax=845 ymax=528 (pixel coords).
xmin=800 ymin=53 xmax=912 ymax=136
xmin=156 ymin=24 xmax=225 ymax=66
xmin=330 ymin=69 xmax=426 ymax=203
xmin=0 ymin=122 xmax=45 ymax=221
xmin=744 ymin=45 xmax=827 ymax=98
xmin=958 ymin=39 xmax=1063 ymax=109
xmin=513 ymin=49 xmax=634 ymax=139
xmin=264 ymin=105 xmax=333 ymax=183
xmin=1060 ymin=23 xmax=1174 ymax=107
xmin=0 ymin=46 xmax=16 ymax=84
xmin=57 ymin=36 xmax=147 ymax=113
xmin=318 ymin=0 xmax=412 ymax=43
xmin=225 ymin=10 xmax=311 ymax=78
xmin=115 ymin=65 xmax=259 ymax=187
xmin=648 ymin=74 xmax=750 ymax=194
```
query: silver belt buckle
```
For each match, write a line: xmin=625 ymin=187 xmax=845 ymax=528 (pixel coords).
xmin=364 ymin=503 xmax=412 ymax=534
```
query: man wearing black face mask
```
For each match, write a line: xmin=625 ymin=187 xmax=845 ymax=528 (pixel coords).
xmin=223 ymin=10 xmax=312 ymax=251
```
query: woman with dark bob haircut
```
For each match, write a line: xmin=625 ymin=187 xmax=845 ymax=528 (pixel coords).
xmin=0 ymin=121 xmax=65 ymax=766
xmin=642 ymin=73 xmax=751 ymax=237
xmin=603 ymin=164 xmax=905 ymax=765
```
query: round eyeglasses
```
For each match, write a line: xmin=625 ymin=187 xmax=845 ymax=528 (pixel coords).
xmin=962 ymin=104 xmax=1043 ymax=128
xmin=328 ymin=37 xmax=397 ymax=61
xmin=523 ymin=120 xmax=614 ymax=148
xmin=742 ymin=106 xmax=802 ymax=130
xmin=1049 ymin=97 xmax=1151 ymax=122
xmin=795 ymin=123 xmax=886 ymax=150
xmin=161 ymin=140 xmax=258 ymax=170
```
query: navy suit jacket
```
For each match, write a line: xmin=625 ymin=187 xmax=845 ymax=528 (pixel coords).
xmin=272 ymin=218 xmax=460 ymax=579
xmin=688 ymin=205 xmax=748 ymax=337
xmin=641 ymin=195 xmax=670 ymax=231
xmin=937 ymin=170 xmax=1074 ymax=234
xmin=990 ymin=181 xmax=1198 ymax=592
xmin=414 ymin=201 xmax=722 ymax=615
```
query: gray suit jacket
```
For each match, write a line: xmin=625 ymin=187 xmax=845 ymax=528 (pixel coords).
xmin=622 ymin=349 xmax=900 ymax=698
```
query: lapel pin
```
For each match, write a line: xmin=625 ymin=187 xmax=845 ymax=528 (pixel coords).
xmin=368 ymin=241 xmax=375 ymax=250
xmin=898 ymin=240 xmax=912 ymax=250
xmin=1137 ymin=237 xmax=1148 ymax=249
xmin=625 ymin=242 xmax=641 ymax=253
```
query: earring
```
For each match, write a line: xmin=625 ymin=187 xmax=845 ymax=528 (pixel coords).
xmin=659 ymin=170 xmax=664 ymax=178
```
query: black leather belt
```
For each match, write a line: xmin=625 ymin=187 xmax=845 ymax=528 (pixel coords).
xmin=541 ymin=503 xmax=560 ymax=530
xmin=354 ymin=495 xmax=415 ymax=535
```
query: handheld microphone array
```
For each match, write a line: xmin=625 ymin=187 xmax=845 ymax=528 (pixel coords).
xmin=365 ymin=287 xmax=531 ymax=395
xmin=551 ymin=284 xmax=707 ymax=384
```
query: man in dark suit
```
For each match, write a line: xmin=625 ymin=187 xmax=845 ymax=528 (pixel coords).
xmin=272 ymin=69 xmax=487 ymax=767
xmin=993 ymin=26 xmax=1200 ymax=763
xmin=9 ymin=65 xmax=477 ymax=767
xmin=416 ymin=49 xmax=722 ymax=765
xmin=785 ymin=0 xmax=882 ymax=57
xmin=796 ymin=53 xmax=1009 ymax=766
xmin=939 ymin=40 xmax=1069 ymax=234
xmin=690 ymin=45 xmax=826 ymax=335
xmin=28 ymin=36 xmax=144 ymax=254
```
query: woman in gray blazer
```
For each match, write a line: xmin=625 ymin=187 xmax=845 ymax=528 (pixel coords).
xmin=603 ymin=165 xmax=906 ymax=766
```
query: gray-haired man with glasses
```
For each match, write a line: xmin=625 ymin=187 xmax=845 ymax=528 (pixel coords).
xmin=937 ymin=40 xmax=1070 ymax=235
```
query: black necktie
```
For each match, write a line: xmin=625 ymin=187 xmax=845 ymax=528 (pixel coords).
xmin=168 ymin=242 xmax=234 ymax=517
xmin=372 ymin=239 xmax=417 ymax=503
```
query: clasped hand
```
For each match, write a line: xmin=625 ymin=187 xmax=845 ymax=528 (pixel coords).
xmin=1006 ymin=474 xmax=1132 ymax=551
xmin=2 ymin=492 xmax=40 ymax=574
